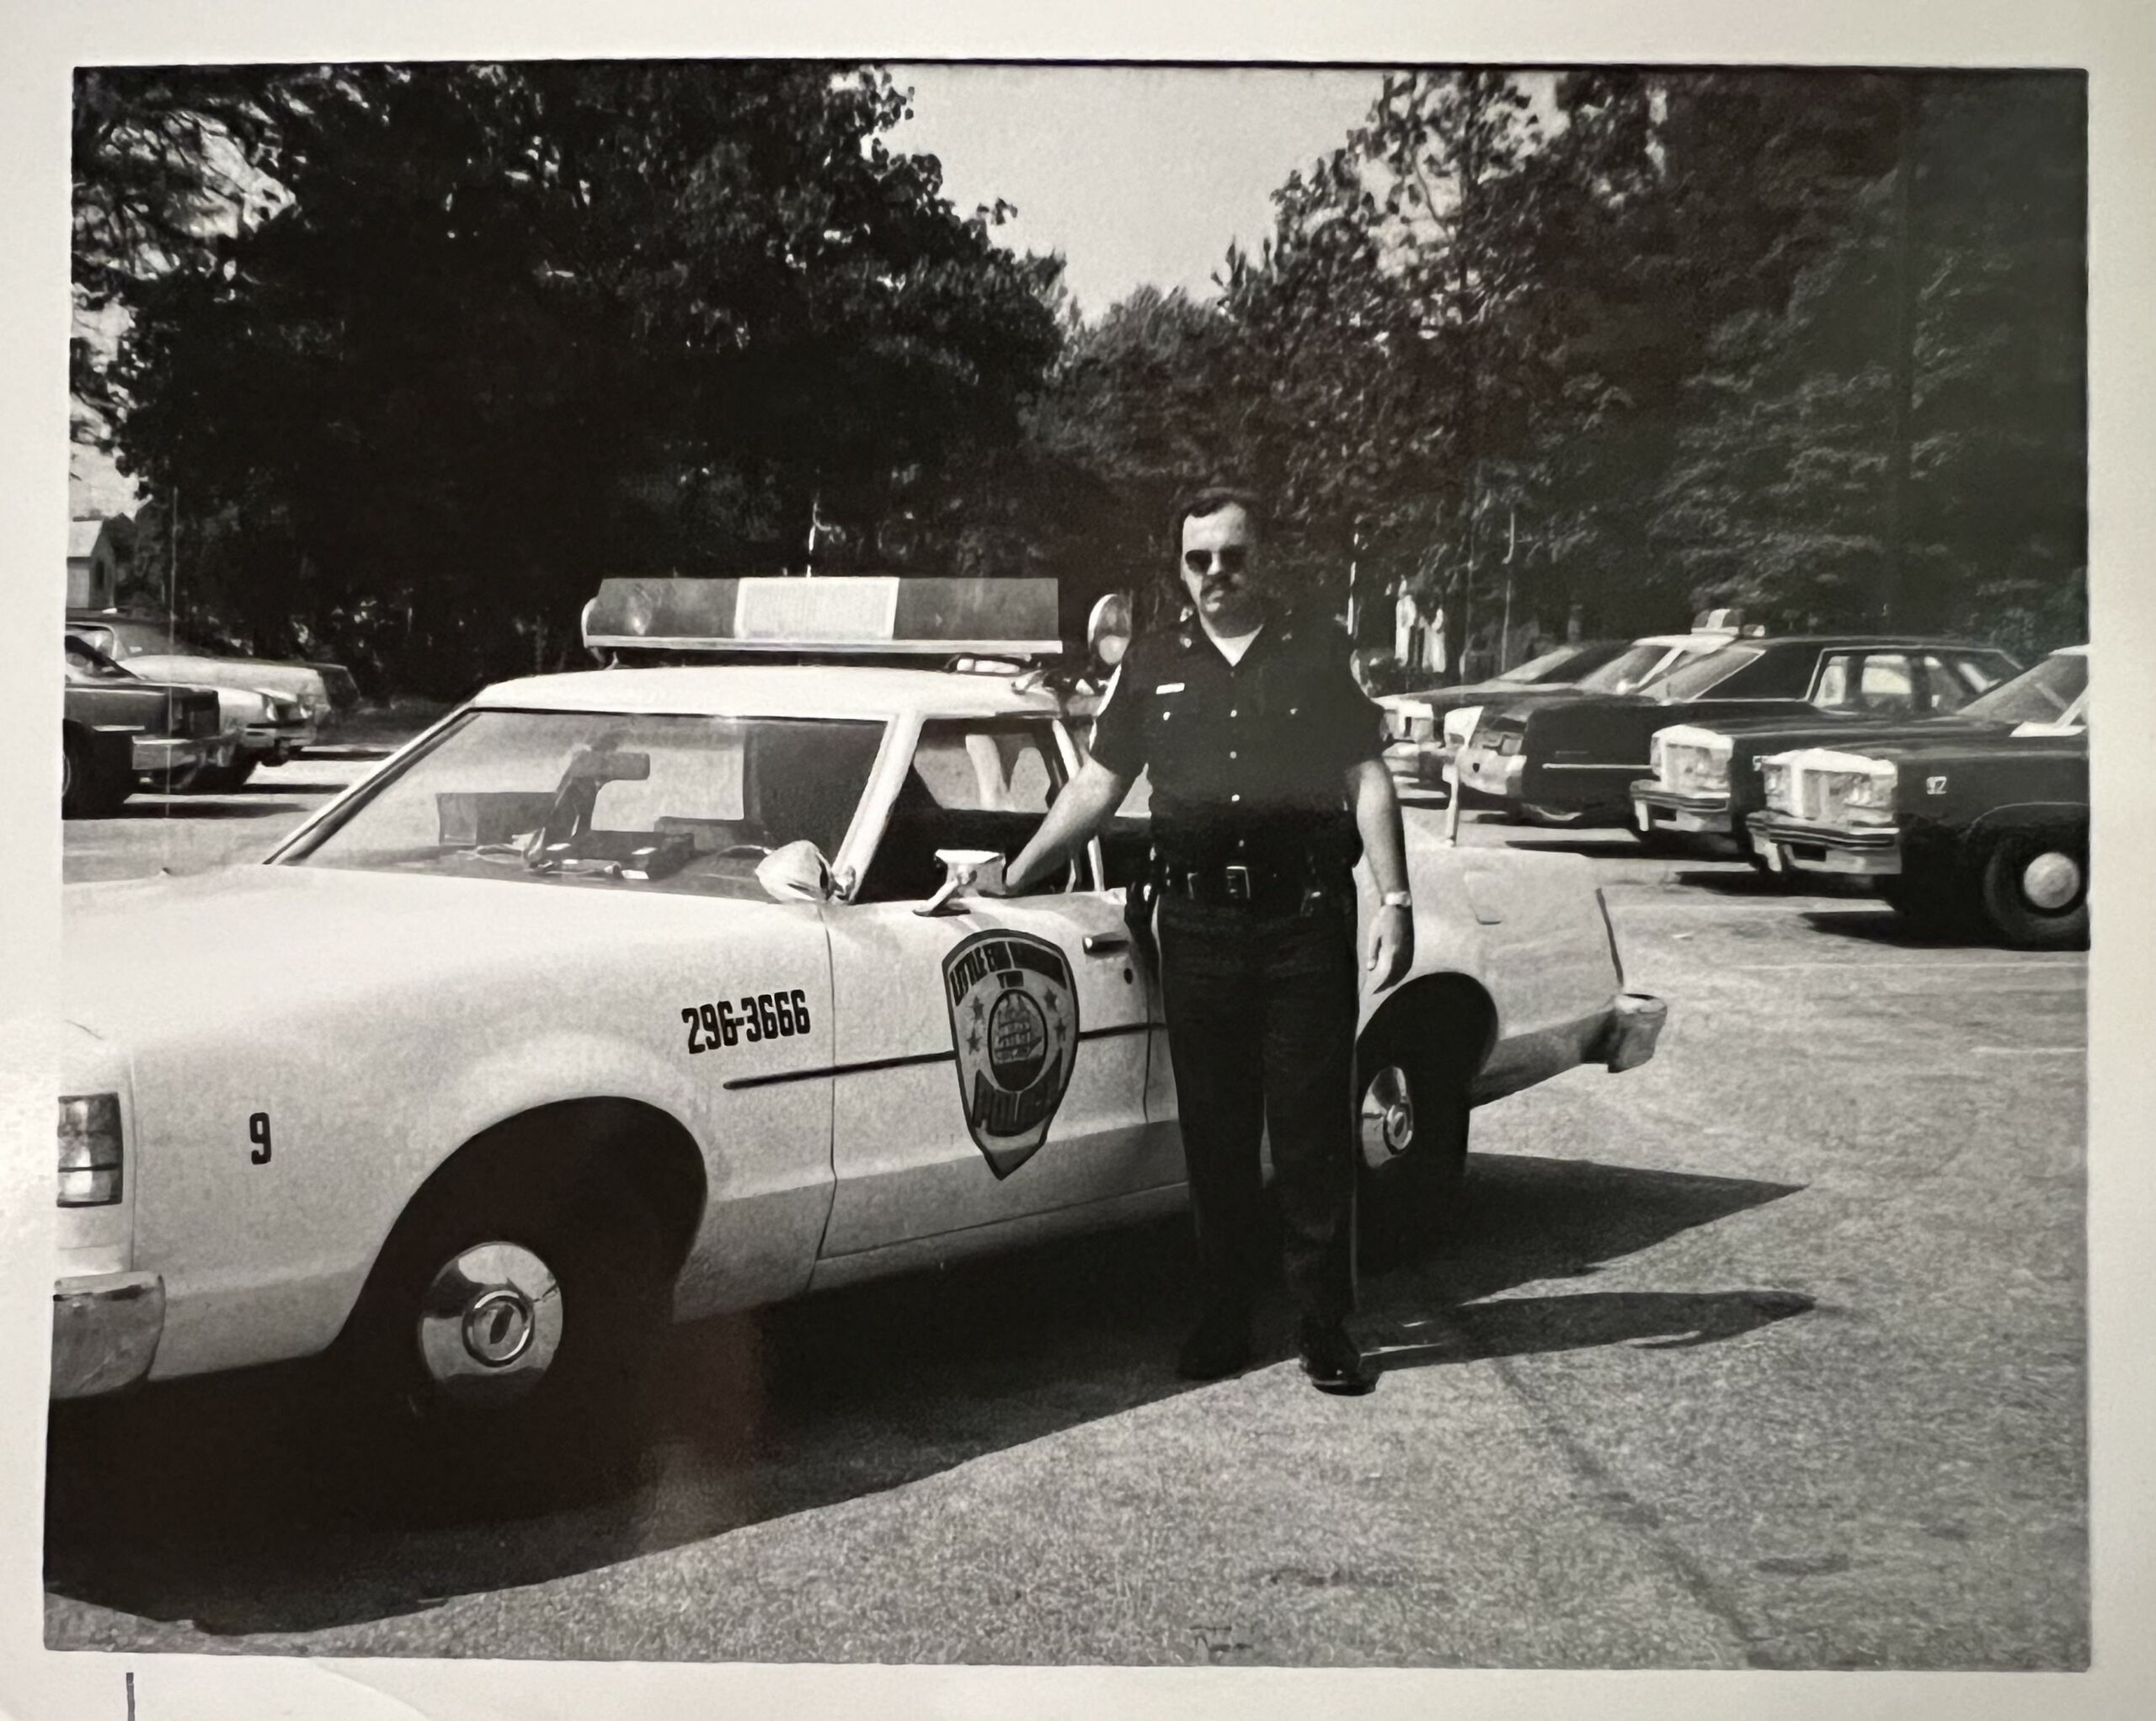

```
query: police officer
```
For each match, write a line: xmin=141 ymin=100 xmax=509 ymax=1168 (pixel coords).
xmin=1003 ymin=488 xmax=1413 ymax=1394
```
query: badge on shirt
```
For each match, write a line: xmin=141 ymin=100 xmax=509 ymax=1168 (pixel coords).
xmin=1153 ymin=682 xmax=1184 ymax=695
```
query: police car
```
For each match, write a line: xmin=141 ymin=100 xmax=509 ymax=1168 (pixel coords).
xmin=53 ymin=578 xmax=1666 ymax=1459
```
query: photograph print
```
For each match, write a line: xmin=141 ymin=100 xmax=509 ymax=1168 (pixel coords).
xmin=46 ymin=55 xmax=2087 ymax=1670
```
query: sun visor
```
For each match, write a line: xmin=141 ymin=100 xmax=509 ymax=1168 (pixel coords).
xmin=583 ymin=577 xmax=1062 ymax=658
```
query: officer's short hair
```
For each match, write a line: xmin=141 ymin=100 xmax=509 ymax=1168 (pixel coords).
xmin=1172 ymin=488 xmax=1265 ymax=546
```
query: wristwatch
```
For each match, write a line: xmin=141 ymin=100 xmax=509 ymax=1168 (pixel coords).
xmin=1379 ymin=889 xmax=1413 ymax=910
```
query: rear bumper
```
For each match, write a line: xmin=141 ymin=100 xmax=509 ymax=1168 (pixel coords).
xmin=51 ymin=1271 xmax=165 ymax=1399
xmin=1631 ymin=782 xmax=1733 ymax=835
xmin=1595 ymin=989 xmax=1669 ymax=1073
xmin=1747 ymin=812 xmax=1903 ymax=876
xmin=1456 ymin=745 xmax=1524 ymax=801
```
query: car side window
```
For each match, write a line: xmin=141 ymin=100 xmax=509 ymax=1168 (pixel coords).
xmin=1922 ymin=653 xmax=1988 ymax=713
xmin=1856 ymin=654 xmax=1917 ymax=714
xmin=1813 ymin=654 xmax=1854 ymax=708
xmin=857 ymin=720 xmax=1071 ymax=903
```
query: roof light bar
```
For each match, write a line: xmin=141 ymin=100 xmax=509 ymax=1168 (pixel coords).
xmin=583 ymin=577 xmax=1063 ymax=658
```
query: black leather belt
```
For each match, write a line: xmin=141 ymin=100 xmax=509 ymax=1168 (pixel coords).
xmin=1158 ymin=860 xmax=1324 ymax=913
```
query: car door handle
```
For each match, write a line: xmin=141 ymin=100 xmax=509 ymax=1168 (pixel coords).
xmin=1082 ymin=931 xmax=1129 ymax=954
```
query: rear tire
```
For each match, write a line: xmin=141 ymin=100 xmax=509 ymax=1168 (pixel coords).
xmin=1977 ymin=830 xmax=2089 ymax=950
xmin=1355 ymin=1018 xmax=1472 ymax=1272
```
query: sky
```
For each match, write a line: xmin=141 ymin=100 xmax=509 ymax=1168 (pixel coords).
xmin=886 ymin=63 xmax=1385 ymax=318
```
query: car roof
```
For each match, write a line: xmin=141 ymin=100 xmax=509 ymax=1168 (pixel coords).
xmin=467 ymin=663 xmax=1063 ymax=721
xmin=1715 ymin=635 xmax=2013 ymax=652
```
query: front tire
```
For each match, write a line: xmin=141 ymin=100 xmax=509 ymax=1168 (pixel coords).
xmin=342 ymin=1170 xmax=669 ymax=1513
xmin=1977 ymin=830 xmax=2089 ymax=950
xmin=61 ymin=732 xmax=130 ymax=818
xmin=1355 ymin=1020 xmax=1471 ymax=1271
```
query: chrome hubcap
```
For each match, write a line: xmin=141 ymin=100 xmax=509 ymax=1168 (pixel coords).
xmin=418 ymin=1241 xmax=563 ymax=1405
xmin=1359 ymin=1065 xmax=1416 ymax=1170
xmin=2020 ymin=850 xmax=2082 ymax=913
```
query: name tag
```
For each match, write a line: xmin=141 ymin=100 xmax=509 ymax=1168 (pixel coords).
xmin=1153 ymin=682 xmax=1185 ymax=695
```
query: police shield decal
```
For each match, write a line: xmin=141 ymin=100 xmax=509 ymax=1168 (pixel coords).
xmin=941 ymin=929 xmax=1081 ymax=1178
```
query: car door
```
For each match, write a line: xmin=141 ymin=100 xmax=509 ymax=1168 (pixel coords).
xmin=819 ymin=713 xmax=1174 ymax=1256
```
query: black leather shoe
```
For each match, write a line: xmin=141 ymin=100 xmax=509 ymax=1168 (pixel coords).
xmin=1298 ymin=1319 xmax=1374 ymax=1396
xmin=1176 ymin=1306 xmax=1252 ymax=1381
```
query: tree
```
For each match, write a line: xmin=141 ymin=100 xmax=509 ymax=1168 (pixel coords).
xmin=95 ymin=61 xmax=1065 ymax=694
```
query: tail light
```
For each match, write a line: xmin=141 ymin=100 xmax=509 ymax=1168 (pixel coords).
xmin=58 ymin=1095 xmax=124 ymax=1207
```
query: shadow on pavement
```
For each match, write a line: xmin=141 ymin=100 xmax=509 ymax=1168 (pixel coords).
xmin=45 ymin=1152 xmax=1799 ymax=1641
xmin=1500 ymin=836 xmax=1659 ymax=860
xmin=109 ymin=801 xmax=296 ymax=821
xmin=1366 ymin=1288 xmax=1815 ymax=1373
xmin=1798 ymin=905 xmax=1988 ymax=951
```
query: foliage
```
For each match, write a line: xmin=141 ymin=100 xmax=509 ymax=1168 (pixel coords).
xmin=88 ymin=61 xmax=1064 ymax=695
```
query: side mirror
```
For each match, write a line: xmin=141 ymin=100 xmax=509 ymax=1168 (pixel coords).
xmin=915 ymin=848 xmax=1006 ymax=917
xmin=754 ymin=839 xmax=838 ymax=903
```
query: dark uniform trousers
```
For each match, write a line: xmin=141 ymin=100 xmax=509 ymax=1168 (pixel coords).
xmin=1156 ymin=887 xmax=1358 ymax=1327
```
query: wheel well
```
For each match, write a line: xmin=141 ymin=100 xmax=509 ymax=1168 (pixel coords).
xmin=1361 ymin=972 xmax=1497 ymax=1088
xmin=400 ymin=1099 xmax=707 ymax=1277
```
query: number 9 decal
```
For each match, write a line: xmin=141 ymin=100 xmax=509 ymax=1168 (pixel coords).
xmin=248 ymin=1111 xmax=273 ymax=1165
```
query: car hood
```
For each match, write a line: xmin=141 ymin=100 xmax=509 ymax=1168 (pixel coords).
xmin=62 ymin=865 xmax=788 ymax=1046
xmin=109 ymin=653 xmax=328 ymax=705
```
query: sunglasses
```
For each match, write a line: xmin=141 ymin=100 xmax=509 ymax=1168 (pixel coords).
xmin=1182 ymin=546 xmax=1250 ymax=576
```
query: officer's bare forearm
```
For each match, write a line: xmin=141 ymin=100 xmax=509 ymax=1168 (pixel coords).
xmin=1348 ymin=759 xmax=1410 ymax=898
xmin=1008 ymin=759 xmax=1133 ymax=889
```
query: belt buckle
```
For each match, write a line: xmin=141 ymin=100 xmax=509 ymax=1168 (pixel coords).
xmin=1223 ymin=864 xmax=1251 ymax=902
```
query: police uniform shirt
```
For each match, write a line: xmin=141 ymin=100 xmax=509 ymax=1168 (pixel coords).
xmin=1088 ymin=611 xmax=1385 ymax=866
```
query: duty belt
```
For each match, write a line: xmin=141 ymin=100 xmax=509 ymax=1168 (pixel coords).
xmin=1154 ymin=854 xmax=1338 ymax=914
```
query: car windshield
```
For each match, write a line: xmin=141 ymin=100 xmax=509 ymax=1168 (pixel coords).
xmin=1495 ymin=645 xmax=1583 ymax=685
xmin=63 ymin=638 xmax=136 ymax=683
xmin=289 ymin=708 xmax=886 ymax=899
xmin=85 ymin=618 xmax=213 ymax=658
xmin=1574 ymin=641 xmax=1716 ymax=694
xmin=1962 ymin=652 xmax=2088 ymax=725
xmin=1649 ymin=644 xmax=1764 ymax=701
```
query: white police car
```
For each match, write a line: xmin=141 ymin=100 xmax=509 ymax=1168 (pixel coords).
xmin=53 ymin=578 xmax=1665 ymax=1453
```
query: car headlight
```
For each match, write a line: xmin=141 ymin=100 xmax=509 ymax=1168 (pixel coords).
xmin=1761 ymin=757 xmax=1795 ymax=813
xmin=58 ymin=1094 xmax=124 ymax=1207
xmin=1832 ymin=761 xmax=1897 ymax=820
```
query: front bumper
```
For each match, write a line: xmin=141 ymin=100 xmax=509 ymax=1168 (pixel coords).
xmin=240 ymin=717 xmax=318 ymax=758
xmin=1747 ymin=811 xmax=1903 ymax=876
xmin=131 ymin=734 xmax=236 ymax=775
xmin=1456 ymin=744 xmax=1524 ymax=801
xmin=1384 ymin=738 xmax=1450 ymax=786
xmin=1631 ymin=782 xmax=1734 ymax=836
xmin=51 ymin=1271 xmax=165 ymax=1399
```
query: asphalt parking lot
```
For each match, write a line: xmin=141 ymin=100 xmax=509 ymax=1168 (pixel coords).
xmin=45 ymin=765 xmax=2088 ymax=1668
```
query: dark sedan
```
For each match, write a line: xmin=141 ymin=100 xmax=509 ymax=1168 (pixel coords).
xmin=1633 ymin=646 xmax=2084 ymax=862
xmin=1454 ymin=636 xmax=2022 ymax=828
xmin=1747 ymin=647 xmax=2089 ymax=947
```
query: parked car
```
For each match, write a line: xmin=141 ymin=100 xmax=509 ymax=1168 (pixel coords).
xmin=1380 ymin=638 xmax=1633 ymax=786
xmin=1456 ymin=635 xmax=2021 ymax=829
xmin=1748 ymin=647 xmax=2089 ymax=947
xmin=1384 ymin=627 xmax=1748 ymax=796
xmin=65 ymin=610 xmax=357 ymax=743
xmin=52 ymin=577 xmax=1667 ymax=1495
xmin=67 ymin=630 xmax=314 ymax=793
xmin=1633 ymin=645 xmax=2085 ymax=863
xmin=61 ymin=637 xmax=232 ymax=818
